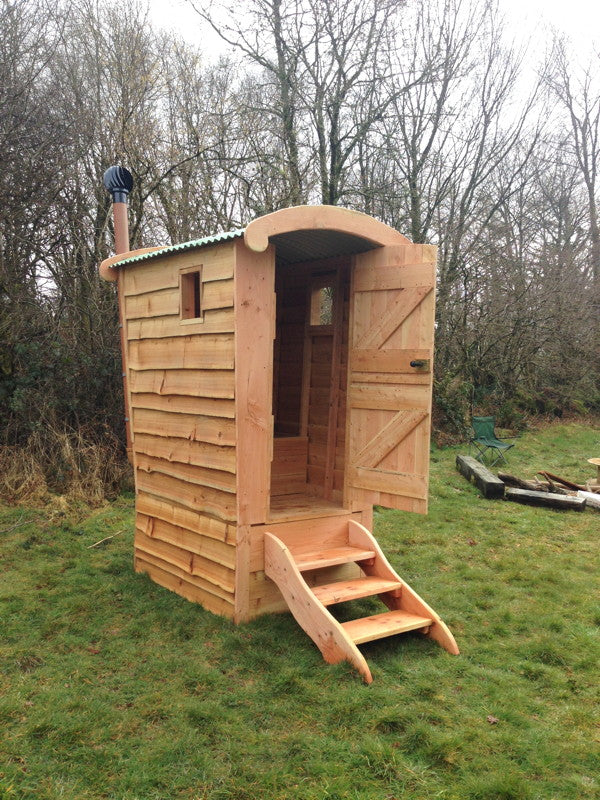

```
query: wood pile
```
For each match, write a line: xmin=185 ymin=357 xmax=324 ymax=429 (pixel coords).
xmin=456 ymin=455 xmax=600 ymax=511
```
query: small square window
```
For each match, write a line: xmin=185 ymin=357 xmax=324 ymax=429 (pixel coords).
xmin=180 ymin=268 xmax=202 ymax=320
xmin=310 ymin=281 xmax=334 ymax=326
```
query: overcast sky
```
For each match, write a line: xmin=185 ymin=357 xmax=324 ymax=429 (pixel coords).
xmin=148 ymin=0 xmax=599 ymax=58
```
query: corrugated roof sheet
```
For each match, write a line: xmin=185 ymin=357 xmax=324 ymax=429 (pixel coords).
xmin=272 ymin=229 xmax=378 ymax=263
xmin=111 ymin=225 xmax=381 ymax=270
xmin=115 ymin=228 xmax=245 ymax=267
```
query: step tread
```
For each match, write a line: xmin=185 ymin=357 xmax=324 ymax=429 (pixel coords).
xmin=342 ymin=610 xmax=433 ymax=644
xmin=293 ymin=545 xmax=376 ymax=572
xmin=312 ymin=577 xmax=402 ymax=606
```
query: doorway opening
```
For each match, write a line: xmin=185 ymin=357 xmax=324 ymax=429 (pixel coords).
xmin=269 ymin=257 xmax=351 ymax=520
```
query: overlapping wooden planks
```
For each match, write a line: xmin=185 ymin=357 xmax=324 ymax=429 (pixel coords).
xmin=136 ymin=464 xmax=236 ymax=522
xmin=131 ymin=393 xmax=234 ymax=418
xmin=137 ymin=492 xmax=236 ymax=544
xmin=129 ymin=369 xmax=234 ymax=399
xmin=127 ymin=308 xmax=234 ymax=339
xmin=132 ymin=408 xmax=235 ymax=446
xmin=273 ymin=277 xmax=306 ymax=437
xmin=134 ymin=433 xmax=235 ymax=474
xmin=121 ymin=244 xmax=234 ymax=297
xmin=128 ymin=335 xmax=234 ymax=371
xmin=135 ymin=555 xmax=234 ymax=617
xmin=123 ymin=245 xmax=240 ymax=617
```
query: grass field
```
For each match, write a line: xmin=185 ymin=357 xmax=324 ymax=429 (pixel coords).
xmin=1 ymin=421 xmax=598 ymax=800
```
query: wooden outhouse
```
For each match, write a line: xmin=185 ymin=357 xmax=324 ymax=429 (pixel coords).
xmin=99 ymin=205 xmax=458 ymax=682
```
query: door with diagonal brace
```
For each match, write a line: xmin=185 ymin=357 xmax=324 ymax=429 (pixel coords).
xmin=345 ymin=244 xmax=437 ymax=514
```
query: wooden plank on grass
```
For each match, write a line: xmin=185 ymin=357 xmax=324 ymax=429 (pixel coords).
xmin=577 ymin=490 xmax=600 ymax=510
xmin=456 ymin=454 xmax=505 ymax=499
xmin=505 ymin=488 xmax=586 ymax=511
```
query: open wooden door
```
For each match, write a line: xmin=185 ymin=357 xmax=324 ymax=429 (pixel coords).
xmin=345 ymin=244 xmax=436 ymax=514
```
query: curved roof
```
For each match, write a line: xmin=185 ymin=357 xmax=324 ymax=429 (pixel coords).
xmin=99 ymin=206 xmax=408 ymax=281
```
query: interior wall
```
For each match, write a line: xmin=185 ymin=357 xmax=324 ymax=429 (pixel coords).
xmin=273 ymin=270 xmax=307 ymax=437
xmin=271 ymin=258 xmax=350 ymax=502
xmin=307 ymin=272 xmax=349 ymax=501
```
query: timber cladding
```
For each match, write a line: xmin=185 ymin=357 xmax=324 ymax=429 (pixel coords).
xmin=122 ymin=243 xmax=238 ymax=617
xmin=103 ymin=207 xmax=437 ymax=627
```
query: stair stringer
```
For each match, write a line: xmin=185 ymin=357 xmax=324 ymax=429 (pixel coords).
xmin=348 ymin=520 xmax=460 ymax=655
xmin=264 ymin=532 xmax=374 ymax=683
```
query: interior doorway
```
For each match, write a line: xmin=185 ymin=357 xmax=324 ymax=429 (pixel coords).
xmin=270 ymin=256 xmax=351 ymax=516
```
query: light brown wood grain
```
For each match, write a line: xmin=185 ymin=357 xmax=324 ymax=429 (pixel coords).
xmin=136 ymin=470 xmax=236 ymax=522
xmin=135 ymin=528 xmax=194 ymax=573
xmin=347 ymin=520 xmax=459 ymax=654
xmin=350 ymin=349 xmax=430 ymax=374
xmin=344 ymin=245 xmax=436 ymax=513
xmin=234 ymin=240 xmax=275 ymax=526
xmin=128 ymin=335 xmax=234 ymax=371
xmin=264 ymin=532 xmax=373 ymax=683
xmin=129 ymin=368 xmax=235 ymax=399
xmin=132 ymin=408 xmax=235 ymax=446
xmin=270 ymin=437 xmax=308 ymax=496
xmin=139 ymin=513 xmax=235 ymax=567
xmin=234 ymin=525 xmax=251 ymax=623
xmin=122 ymin=244 xmax=234 ymax=297
xmin=136 ymin=545 xmax=235 ymax=601
xmin=134 ymin=432 xmax=236 ymax=474
xmin=248 ymin=511 xmax=362 ymax=571
xmin=244 ymin=205 xmax=408 ymax=254
xmin=136 ymin=453 xmax=236 ymax=494
xmin=137 ymin=493 xmax=235 ymax=543
xmin=131 ymin=393 xmax=235 ymax=419
xmin=134 ymin=555 xmax=234 ymax=617
xmin=248 ymin=561 xmax=360 ymax=616
xmin=127 ymin=308 xmax=235 ymax=338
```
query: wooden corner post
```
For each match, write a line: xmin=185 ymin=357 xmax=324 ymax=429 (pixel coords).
xmin=103 ymin=166 xmax=134 ymax=463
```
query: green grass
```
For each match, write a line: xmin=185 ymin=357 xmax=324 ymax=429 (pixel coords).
xmin=1 ymin=420 xmax=599 ymax=800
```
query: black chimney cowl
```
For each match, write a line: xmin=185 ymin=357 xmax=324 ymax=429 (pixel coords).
xmin=103 ymin=165 xmax=133 ymax=203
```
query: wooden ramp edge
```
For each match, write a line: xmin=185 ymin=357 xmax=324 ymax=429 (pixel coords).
xmin=264 ymin=521 xmax=459 ymax=683
xmin=347 ymin=521 xmax=460 ymax=656
xmin=264 ymin=532 xmax=373 ymax=683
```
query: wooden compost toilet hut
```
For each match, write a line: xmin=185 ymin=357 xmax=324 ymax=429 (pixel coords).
xmin=99 ymin=205 xmax=458 ymax=682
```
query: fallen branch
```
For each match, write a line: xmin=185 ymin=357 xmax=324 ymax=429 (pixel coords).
xmin=87 ymin=530 xmax=125 ymax=549
xmin=0 ymin=517 xmax=28 ymax=535
xmin=539 ymin=471 xmax=584 ymax=491
xmin=498 ymin=473 xmax=548 ymax=492
xmin=534 ymin=474 xmax=568 ymax=495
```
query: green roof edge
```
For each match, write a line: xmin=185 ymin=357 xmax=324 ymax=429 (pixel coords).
xmin=114 ymin=227 xmax=246 ymax=267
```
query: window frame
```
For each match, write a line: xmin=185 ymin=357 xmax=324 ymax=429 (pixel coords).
xmin=179 ymin=264 xmax=204 ymax=324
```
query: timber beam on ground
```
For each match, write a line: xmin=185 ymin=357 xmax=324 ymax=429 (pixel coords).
xmin=505 ymin=488 xmax=586 ymax=511
xmin=456 ymin=454 xmax=505 ymax=499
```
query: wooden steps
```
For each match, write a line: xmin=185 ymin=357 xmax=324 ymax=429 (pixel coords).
xmin=264 ymin=519 xmax=459 ymax=683
xmin=342 ymin=610 xmax=433 ymax=644
xmin=312 ymin=576 xmax=401 ymax=606
xmin=294 ymin=545 xmax=375 ymax=572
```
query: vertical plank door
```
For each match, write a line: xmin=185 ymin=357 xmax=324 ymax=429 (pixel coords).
xmin=345 ymin=244 xmax=437 ymax=514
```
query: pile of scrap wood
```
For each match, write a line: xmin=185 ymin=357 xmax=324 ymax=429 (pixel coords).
xmin=456 ymin=455 xmax=600 ymax=511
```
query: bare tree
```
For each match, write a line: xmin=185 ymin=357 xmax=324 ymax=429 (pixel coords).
xmin=548 ymin=41 xmax=600 ymax=289
xmin=192 ymin=0 xmax=417 ymax=205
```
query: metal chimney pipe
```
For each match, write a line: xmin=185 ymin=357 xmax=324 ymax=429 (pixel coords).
xmin=103 ymin=165 xmax=134 ymax=464
xmin=103 ymin=165 xmax=133 ymax=254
